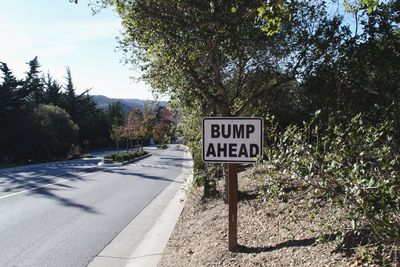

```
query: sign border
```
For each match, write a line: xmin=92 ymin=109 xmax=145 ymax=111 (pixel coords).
xmin=202 ymin=117 xmax=264 ymax=163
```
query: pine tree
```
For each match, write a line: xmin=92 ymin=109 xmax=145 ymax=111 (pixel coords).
xmin=106 ymin=101 xmax=125 ymax=126
xmin=0 ymin=63 xmax=29 ymax=161
xmin=43 ymin=72 xmax=62 ymax=105
xmin=24 ymin=56 xmax=44 ymax=106
xmin=60 ymin=66 xmax=78 ymax=119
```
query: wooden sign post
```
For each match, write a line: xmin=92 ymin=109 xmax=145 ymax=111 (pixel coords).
xmin=228 ymin=163 xmax=238 ymax=251
xmin=202 ymin=117 xmax=263 ymax=252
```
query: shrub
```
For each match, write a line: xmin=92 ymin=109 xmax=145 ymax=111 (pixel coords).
xmin=256 ymin=111 xmax=400 ymax=242
xmin=33 ymin=104 xmax=79 ymax=160
xmin=115 ymin=154 xmax=124 ymax=162
xmin=105 ymin=151 xmax=148 ymax=163
xmin=123 ymin=154 xmax=130 ymax=161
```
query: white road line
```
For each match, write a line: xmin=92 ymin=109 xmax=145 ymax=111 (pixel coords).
xmin=0 ymin=172 xmax=96 ymax=200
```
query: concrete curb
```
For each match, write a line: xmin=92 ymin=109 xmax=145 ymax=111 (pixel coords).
xmin=88 ymin=147 xmax=193 ymax=267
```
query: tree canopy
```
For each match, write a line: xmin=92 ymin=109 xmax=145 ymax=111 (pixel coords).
xmin=95 ymin=0 xmax=399 ymax=123
xmin=0 ymin=58 xmax=114 ymax=162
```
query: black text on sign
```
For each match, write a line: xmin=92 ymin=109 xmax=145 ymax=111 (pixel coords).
xmin=202 ymin=118 xmax=263 ymax=163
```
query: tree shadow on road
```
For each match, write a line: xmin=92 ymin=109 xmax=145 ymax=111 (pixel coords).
xmin=0 ymin=159 xmax=101 ymax=214
xmin=101 ymin=168 xmax=184 ymax=184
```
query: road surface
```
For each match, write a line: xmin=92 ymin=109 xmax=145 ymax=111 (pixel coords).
xmin=0 ymin=146 xmax=186 ymax=267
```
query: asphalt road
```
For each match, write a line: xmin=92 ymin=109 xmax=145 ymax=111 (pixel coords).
xmin=0 ymin=146 xmax=186 ymax=267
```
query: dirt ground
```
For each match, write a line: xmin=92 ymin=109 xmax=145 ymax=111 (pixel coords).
xmin=158 ymin=170 xmax=370 ymax=267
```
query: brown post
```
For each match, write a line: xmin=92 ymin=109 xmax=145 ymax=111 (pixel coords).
xmin=228 ymin=163 xmax=238 ymax=252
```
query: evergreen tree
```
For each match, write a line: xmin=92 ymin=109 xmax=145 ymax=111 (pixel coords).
xmin=78 ymin=94 xmax=110 ymax=148
xmin=105 ymin=101 xmax=125 ymax=126
xmin=60 ymin=68 xmax=111 ymax=148
xmin=43 ymin=72 xmax=62 ymax=106
xmin=0 ymin=63 xmax=29 ymax=162
xmin=24 ymin=56 xmax=44 ymax=106
xmin=0 ymin=60 xmax=114 ymax=161
xmin=60 ymin=66 xmax=79 ymax=120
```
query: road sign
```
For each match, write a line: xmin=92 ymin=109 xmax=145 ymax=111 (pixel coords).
xmin=202 ymin=117 xmax=263 ymax=163
xmin=202 ymin=117 xmax=264 ymax=251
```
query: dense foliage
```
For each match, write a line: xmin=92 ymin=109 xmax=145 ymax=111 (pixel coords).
xmin=0 ymin=58 xmax=111 ymax=162
xmin=32 ymin=104 xmax=79 ymax=159
xmin=0 ymin=58 xmax=177 ymax=163
xmin=258 ymin=110 xmax=400 ymax=242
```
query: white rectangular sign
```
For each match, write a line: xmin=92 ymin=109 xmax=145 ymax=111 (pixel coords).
xmin=202 ymin=117 xmax=263 ymax=163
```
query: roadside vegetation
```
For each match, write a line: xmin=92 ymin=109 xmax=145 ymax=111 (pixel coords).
xmin=96 ymin=0 xmax=400 ymax=264
xmin=0 ymin=59 xmax=177 ymax=165
xmin=103 ymin=151 xmax=149 ymax=163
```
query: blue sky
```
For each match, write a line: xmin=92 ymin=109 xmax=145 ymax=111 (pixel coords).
xmin=0 ymin=0 xmax=158 ymax=100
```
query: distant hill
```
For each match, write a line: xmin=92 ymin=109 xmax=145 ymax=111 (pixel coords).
xmin=92 ymin=95 xmax=168 ymax=111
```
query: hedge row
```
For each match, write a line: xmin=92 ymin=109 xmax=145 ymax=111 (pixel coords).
xmin=104 ymin=151 xmax=148 ymax=163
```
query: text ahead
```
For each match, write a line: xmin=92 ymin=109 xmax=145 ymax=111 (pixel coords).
xmin=202 ymin=117 xmax=263 ymax=163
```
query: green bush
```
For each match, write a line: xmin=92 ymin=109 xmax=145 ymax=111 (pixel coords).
xmin=103 ymin=151 xmax=148 ymax=163
xmin=115 ymin=154 xmax=124 ymax=162
xmin=137 ymin=151 xmax=147 ymax=157
xmin=257 ymin=111 xmax=400 ymax=242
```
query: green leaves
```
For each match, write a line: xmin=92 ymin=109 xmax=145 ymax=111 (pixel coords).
xmin=258 ymin=109 xmax=400 ymax=242
xmin=343 ymin=0 xmax=380 ymax=14
xmin=257 ymin=3 xmax=290 ymax=36
xmin=257 ymin=7 xmax=266 ymax=17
